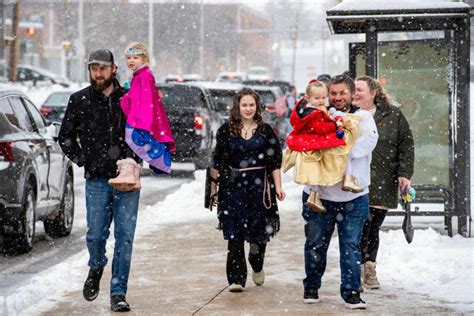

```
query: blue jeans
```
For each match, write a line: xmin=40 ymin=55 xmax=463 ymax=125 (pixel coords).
xmin=302 ymin=191 xmax=369 ymax=300
xmin=85 ymin=178 xmax=140 ymax=297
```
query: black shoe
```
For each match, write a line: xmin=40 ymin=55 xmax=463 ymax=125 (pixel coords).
xmin=303 ymin=288 xmax=320 ymax=304
xmin=83 ymin=268 xmax=104 ymax=301
xmin=344 ymin=291 xmax=367 ymax=309
xmin=111 ymin=295 xmax=131 ymax=312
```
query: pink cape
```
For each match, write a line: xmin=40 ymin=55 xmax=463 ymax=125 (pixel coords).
xmin=120 ymin=66 xmax=176 ymax=152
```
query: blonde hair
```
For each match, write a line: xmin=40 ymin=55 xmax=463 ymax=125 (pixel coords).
xmin=124 ymin=42 xmax=150 ymax=64
xmin=305 ymin=80 xmax=327 ymax=97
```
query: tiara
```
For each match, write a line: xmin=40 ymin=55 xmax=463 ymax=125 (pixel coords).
xmin=125 ymin=47 xmax=145 ymax=56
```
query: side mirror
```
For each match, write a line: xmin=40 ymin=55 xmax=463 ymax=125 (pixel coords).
xmin=46 ymin=121 xmax=61 ymax=141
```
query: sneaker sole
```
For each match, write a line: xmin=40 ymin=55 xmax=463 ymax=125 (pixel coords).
xmin=303 ymin=298 xmax=320 ymax=304
xmin=345 ymin=302 xmax=367 ymax=309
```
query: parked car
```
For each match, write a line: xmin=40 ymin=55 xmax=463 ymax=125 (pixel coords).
xmin=246 ymin=66 xmax=271 ymax=81
xmin=0 ymin=88 xmax=74 ymax=254
xmin=40 ymin=90 xmax=75 ymax=124
xmin=215 ymin=72 xmax=248 ymax=83
xmin=157 ymin=83 xmax=224 ymax=169
xmin=0 ymin=63 xmax=71 ymax=87
xmin=247 ymin=85 xmax=288 ymax=144
xmin=186 ymin=81 xmax=244 ymax=119
xmin=164 ymin=74 xmax=204 ymax=83
xmin=242 ymin=79 xmax=291 ymax=94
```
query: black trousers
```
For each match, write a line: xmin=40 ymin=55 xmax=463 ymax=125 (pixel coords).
xmin=360 ymin=207 xmax=387 ymax=263
xmin=226 ymin=240 xmax=267 ymax=287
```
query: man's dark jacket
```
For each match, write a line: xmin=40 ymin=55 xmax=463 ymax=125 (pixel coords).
xmin=369 ymin=102 xmax=414 ymax=209
xmin=58 ymin=79 xmax=140 ymax=179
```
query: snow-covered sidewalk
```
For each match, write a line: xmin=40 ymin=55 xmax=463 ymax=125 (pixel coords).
xmin=2 ymin=170 xmax=473 ymax=315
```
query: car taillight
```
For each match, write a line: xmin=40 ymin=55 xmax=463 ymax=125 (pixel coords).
xmin=194 ymin=115 xmax=204 ymax=129
xmin=0 ymin=142 xmax=14 ymax=162
xmin=40 ymin=107 xmax=53 ymax=116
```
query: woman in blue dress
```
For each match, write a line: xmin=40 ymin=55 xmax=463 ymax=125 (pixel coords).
xmin=210 ymin=87 xmax=286 ymax=293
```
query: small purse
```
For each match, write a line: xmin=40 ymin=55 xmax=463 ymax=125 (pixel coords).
xmin=204 ymin=167 xmax=218 ymax=210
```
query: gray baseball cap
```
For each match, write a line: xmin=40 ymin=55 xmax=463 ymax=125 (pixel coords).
xmin=87 ymin=49 xmax=114 ymax=66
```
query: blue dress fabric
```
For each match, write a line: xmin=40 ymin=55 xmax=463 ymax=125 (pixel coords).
xmin=213 ymin=123 xmax=282 ymax=244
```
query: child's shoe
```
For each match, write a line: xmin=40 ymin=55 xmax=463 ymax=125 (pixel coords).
xmin=342 ymin=175 xmax=363 ymax=193
xmin=108 ymin=158 xmax=138 ymax=191
xmin=306 ymin=191 xmax=326 ymax=213
xmin=131 ymin=162 xmax=142 ymax=191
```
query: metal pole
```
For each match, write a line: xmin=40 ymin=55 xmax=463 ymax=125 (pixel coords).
xmin=365 ymin=22 xmax=378 ymax=78
xmin=78 ymin=0 xmax=84 ymax=82
xmin=236 ymin=5 xmax=241 ymax=72
xmin=199 ymin=0 xmax=204 ymax=76
xmin=148 ymin=0 xmax=155 ymax=68
xmin=48 ymin=4 xmax=54 ymax=47
xmin=291 ymin=13 xmax=299 ymax=84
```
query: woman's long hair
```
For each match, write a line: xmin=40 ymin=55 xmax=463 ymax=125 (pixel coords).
xmin=229 ymin=87 xmax=264 ymax=137
xmin=355 ymin=76 xmax=391 ymax=108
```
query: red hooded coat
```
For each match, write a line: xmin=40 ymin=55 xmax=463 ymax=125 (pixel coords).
xmin=286 ymin=98 xmax=346 ymax=152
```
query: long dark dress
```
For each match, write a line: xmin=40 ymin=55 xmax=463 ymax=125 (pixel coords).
xmin=212 ymin=122 xmax=282 ymax=243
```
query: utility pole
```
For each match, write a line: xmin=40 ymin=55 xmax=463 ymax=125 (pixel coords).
xmin=9 ymin=1 xmax=20 ymax=82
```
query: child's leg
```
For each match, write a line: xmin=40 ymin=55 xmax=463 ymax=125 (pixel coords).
xmin=345 ymin=159 xmax=353 ymax=176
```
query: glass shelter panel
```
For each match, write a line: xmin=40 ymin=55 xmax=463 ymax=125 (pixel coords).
xmin=351 ymin=39 xmax=450 ymax=186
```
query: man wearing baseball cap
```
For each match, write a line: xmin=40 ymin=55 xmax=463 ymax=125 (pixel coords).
xmin=59 ymin=48 xmax=141 ymax=312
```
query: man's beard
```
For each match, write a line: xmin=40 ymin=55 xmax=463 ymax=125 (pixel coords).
xmin=90 ymin=75 xmax=114 ymax=92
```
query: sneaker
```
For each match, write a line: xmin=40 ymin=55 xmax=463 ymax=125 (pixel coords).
xmin=306 ymin=191 xmax=326 ymax=213
xmin=252 ymin=269 xmax=265 ymax=286
xmin=342 ymin=175 xmax=364 ymax=193
xmin=83 ymin=268 xmax=104 ymax=301
xmin=303 ymin=288 xmax=320 ymax=304
xmin=363 ymin=261 xmax=380 ymax=289
xmin=344 ymin=291 xmax=367 ymax=309
xmin=229 ymin=283 xmax=244 ymax=292
xmin=111 ymin=295 xmax=131 ymax=312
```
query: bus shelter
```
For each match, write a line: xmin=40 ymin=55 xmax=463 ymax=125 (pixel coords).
xmin=326 ymin=1 xmax=471 ymax=237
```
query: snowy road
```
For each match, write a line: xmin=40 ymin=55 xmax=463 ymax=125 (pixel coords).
xmin=0 ymin=165 xmax=191 ymax=302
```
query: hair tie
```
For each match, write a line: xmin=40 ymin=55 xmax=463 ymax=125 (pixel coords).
xmin=309 ymin=79 xmax=318 ymax=84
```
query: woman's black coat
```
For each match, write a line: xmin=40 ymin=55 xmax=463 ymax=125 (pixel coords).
xmin=369 ymin=102 xmax=415 ymax=209
xmin=212 ymin=122 xmax=282 ymax=238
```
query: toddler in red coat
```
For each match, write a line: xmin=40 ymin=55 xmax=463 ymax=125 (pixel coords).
xmin=285 ymin=80 xmax=362 ymax=212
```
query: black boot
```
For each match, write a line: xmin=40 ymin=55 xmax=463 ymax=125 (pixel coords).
xmin=83 ymin=268 xmax=103 ymax=301
xmin=111 ymin=295 xmax=131 ymax=312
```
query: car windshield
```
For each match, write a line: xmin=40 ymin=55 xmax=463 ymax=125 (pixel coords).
xmin=43 ymin=92 xmax=72 ymax=106
xmin=208 ymin=89 xmax=236 ymax=112
xmin=158 ymin=86 xmax=206 ymax=108
xmin=256 ymin=91 xmax=275 ymax=106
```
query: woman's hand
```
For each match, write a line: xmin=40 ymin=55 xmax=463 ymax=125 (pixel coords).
xmin=276 ymin=188 xmax=286 ymax=201
xmin=398 ymin=177 xmax=411 ymax=192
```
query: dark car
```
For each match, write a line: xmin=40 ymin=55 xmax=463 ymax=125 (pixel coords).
xmin=0 ymin=88 xmax=74 ymax=254
xmin=40 ymin=90 xmax=75 ymax=124
xmin=242 ymin=79 xmax=291 ymax=94
xmin=186 ymin=81 xmax=244 ymax=119
xmin=157 ymin=83 xmax=224 ymax=169
xmin=247 ymin=85 xmax=288 ymax=143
